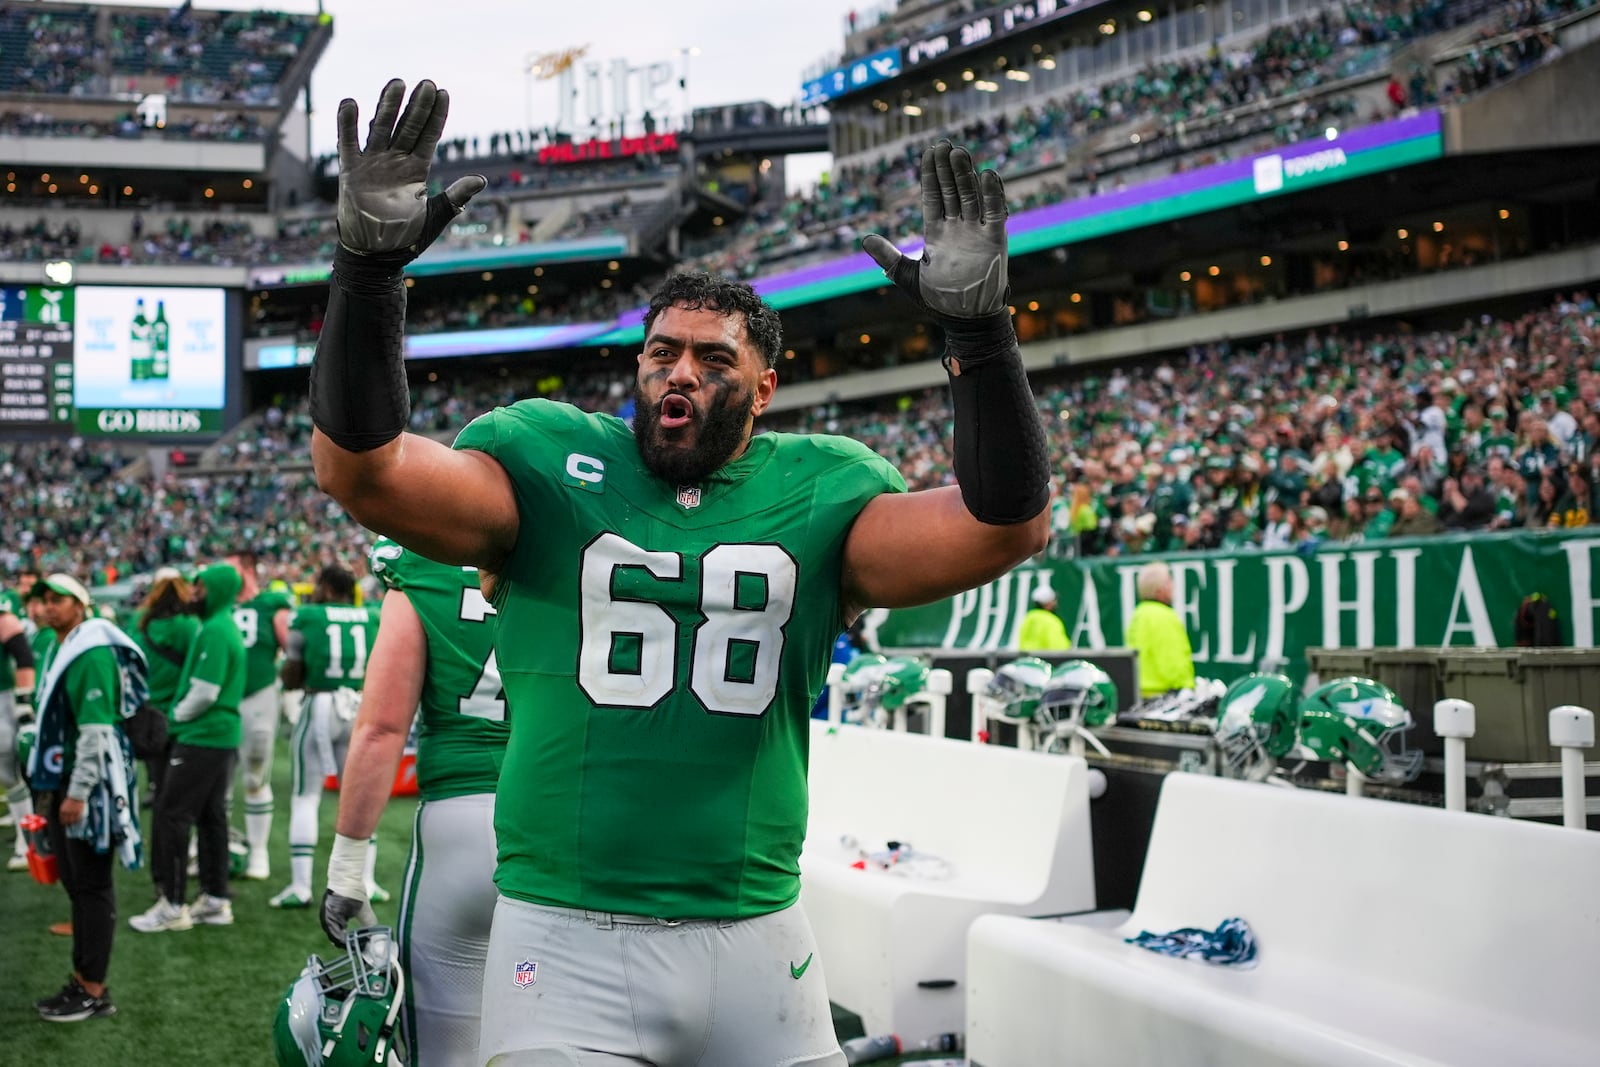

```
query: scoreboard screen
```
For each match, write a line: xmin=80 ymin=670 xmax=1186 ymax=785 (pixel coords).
xmin=72 ymin=285 xmax=228 ymax=435
xmin=0 ymin=286 xmax=75 ymax=427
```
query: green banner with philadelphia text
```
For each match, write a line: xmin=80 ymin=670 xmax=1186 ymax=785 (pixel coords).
xmin=873 ymin=530 xmax=1600 ymax=683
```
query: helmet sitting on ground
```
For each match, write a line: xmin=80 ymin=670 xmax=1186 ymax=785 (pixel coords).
xmin=1298 ymin=677 xmax=1422 ymax=783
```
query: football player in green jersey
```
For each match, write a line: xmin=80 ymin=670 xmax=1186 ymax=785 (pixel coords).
xmin=320 ymin=537 xmax=506 ymax=1066
xmin=309 ymin=80 xmax=1047 ymax=1066
xmin=1 ymin=583 xmax=38 ymax=870
xmin=224 ymin=549 xmax=294 ymax=880
xmin=271 ymin=565 xmax=382 ymax=909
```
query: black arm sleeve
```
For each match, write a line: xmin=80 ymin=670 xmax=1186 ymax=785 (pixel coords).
xmin=942 ymin=311 xmax=1051 ymax=525
xmin=3 ymin=631 xmax=33 ymax=670
xmin=308 ymin=246 xmax=413 ymax=453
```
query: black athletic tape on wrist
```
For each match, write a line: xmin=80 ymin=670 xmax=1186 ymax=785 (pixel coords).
xmin=946 ymin=316 xmax=1051 ymax=525
xmin=308 ymin=246 xmax=412 ymax=453
xmin=3 ymin=631 xmax=33 ymax=670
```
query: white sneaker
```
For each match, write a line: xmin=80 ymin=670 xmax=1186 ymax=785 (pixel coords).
xmin=268 ymin=885 xmax=312 ymax=909
xmin=243 ymin=853 xmax=270 ymax=880
xmin=8 ymin=853 xmax=29 ymax=872
xmin=129 ymin=897 xmax=193 ymax=933
xmin=189 ymin=894 xmax=234 ymax=926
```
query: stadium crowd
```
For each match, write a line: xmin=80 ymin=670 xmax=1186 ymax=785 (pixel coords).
xmin=7 ymin=292 xmax=1595 ymax=595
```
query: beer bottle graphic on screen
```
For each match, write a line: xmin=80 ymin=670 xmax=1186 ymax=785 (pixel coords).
xmin=130 ymin=297 xmax=151 ymax=381
xmin=151 ymin=300 xmax=170 ymax=380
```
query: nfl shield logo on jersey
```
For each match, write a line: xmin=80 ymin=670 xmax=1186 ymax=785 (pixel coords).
xmin=676 ymin=485 xmax=701 ymax=509
xmin=514 ymin=960 xmax=538 ymax=988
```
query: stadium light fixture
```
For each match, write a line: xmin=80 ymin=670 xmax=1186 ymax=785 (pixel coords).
xmin=933 ymin=80 xmax=947 ymax=92
xmin=1099 ymin=20 xmax=1117 ymax=35
xmin=712 ymin=216 xmax=724 ymax=226
xmin=88 ymin=185 xmax=97 ymax=195
xmin=482 ymin=271 xmax=494 ymax=281
xmin=601 ymin=278 xmax=613 ymax=288
xmin=1039 ymin=56 xmax=1056 ymax=69
xmin=41 ymin=172 xmax=49 ymax=182
xmin=204 ymin=187 xmax=215 ymax=198
xmin=607 ymin=260 xmax=620 ymax=270
xmin=47 ymin=183 xmax=57 ymax=194
xmin=903 ymin=104 xmax=923 ymax=116
xmin=1337 ymin=240 xmax=1349 ymax=251
xmin=962 ymin=69 xmax=975 ymax=81
xmin=1498 ymin=208 xmax=1510 ymax=220
xmin=1028 ymin=301 xmax=1040 ymax=311
xmin=975 ymin=80 xmax=1000 ymax=92
xmin=123 ymin=185 xmax=133 ymax=195
xmin=860 ymin=333 xmax=871 ymax=344
xmin=1397 ymin=228 xmax=1408 ymax=239
xmin=4 ymin=183 xmax=12 ymax=193
xmin=243 ymin=178 xmax=253 ymax=189
xmin=527 ymin=285 xmax=539 ymax=295
xmin=534 ymin=267 xmax=544 ymax=276
xmin=785 ymin=349 xmax=796 ymax=360
xmin=79 ymin=174 xmax=88 ymax=184
xmin=1432 ymin=221 xmax=1444 ymax=232
xmin=1137 ymin=9 xmax=1154 ymax=21
xmin=1006 ymin=70 xmax=1030 ymax=81
xmin=1179 ymin=271 xmax=1191 ymax=282
xmin=404 ymin=278 xmax=415 ymax=288
xmin=1070 ymin=292 xmax=1083 ymax=303
xmin=1260 ymin=255 xmax=1272 ymax=266
xmin=1325 ymin=127 xmax=1339 ymax=140
xmin=1208 ymin=265 xmax=1221 ymax=276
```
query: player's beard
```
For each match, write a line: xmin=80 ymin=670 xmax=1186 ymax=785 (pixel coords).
xmin=633 ymin=382 xmax=755 ymax=486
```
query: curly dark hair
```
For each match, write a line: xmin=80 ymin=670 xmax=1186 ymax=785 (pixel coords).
xmin=643 ymin=272 xmax=783 ymax=369
xmin=315 ymin=564 xmax=357 ymax=605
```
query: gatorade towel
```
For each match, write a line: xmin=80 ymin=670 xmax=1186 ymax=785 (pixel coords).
xmin=1126 ymin=917 xmax=1258 ymax=968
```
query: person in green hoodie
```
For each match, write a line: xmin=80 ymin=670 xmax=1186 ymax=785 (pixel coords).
xmin=129 ymin=568 xmax=198 ymax=815
xmin=130 ymin=562 xmax=245 ymax=934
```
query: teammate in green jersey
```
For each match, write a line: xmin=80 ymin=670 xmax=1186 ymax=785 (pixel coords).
xmin=224 ymin=550 xmax=294 ymax=879
xmin=310 ymin=80 xmax=1047 ymax=1066
xmin=1 ymin=584 xmax=38 ymax=870
xmin=270 ymin=565 xmax=381 ymax=910
xmin=320 ymin=538 xmax=506 ymax=1066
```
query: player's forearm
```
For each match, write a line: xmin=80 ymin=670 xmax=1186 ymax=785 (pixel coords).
xmin=333 ymin=718 xmax=409 ymax=840
xmin=945 ymin=313 xmax=1052 ymax=531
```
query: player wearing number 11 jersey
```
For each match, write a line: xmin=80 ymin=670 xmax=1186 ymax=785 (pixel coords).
xmin=270 ymin=565 xmax=380 ymax=909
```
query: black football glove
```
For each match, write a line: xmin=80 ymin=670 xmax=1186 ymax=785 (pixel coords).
xmin=862 ymin=140 xmax=1010 ymax=325
xmin=336 ymin=78 xmax=486 ymax=262
xmin=320 ymin=888 xmax=377 ymax=948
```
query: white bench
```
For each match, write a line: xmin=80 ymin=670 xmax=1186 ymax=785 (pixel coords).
xmin=800 ymin=720 xmax=1095 ymax=1043
xmin=967 ymin=773 xmax=1600 ymax=1067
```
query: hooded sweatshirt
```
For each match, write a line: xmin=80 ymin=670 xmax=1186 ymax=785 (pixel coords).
xmin=170 ymin=563 xmax=246 ymax=749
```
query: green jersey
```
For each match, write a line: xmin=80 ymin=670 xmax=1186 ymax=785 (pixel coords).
xmin=234 ymin=590 xmax=295 ymax=696
xmin=455 ymin=400 xmax=904 ymax=919
xmin=369 ymin=538 xmax=507 ymax=801
xmin=291 ymin=603 xmax=381 ymax=693
xmin=0 ymin=588 xmax=22 ymax=690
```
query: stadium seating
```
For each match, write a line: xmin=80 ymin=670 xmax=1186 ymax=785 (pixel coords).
xmin=965 ymin=772 xmax=1600 ymax=1066
xmin=800 ymin=720 xmax=1096 ymax=1041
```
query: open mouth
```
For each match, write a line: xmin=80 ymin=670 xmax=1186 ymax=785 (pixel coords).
xmin=659 ymin=393 xmax=695 ymax=431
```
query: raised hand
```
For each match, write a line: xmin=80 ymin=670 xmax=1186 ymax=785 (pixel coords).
xmin=862 ymin=140 xmax=1009 ymax=322
xmin=336 ymin=78 xmax=486 ymax=260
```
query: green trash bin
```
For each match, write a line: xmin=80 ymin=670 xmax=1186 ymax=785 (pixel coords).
xmin=1514 ymin=650 xmax=1600 ymax=764
xmin=1370 ymin=649 xmax=1444 ymax=756
xmin=1436 ymin=649 xmax=1527 ymax=762
xmin=1303 ymin=648 xmax=1374 ymax=689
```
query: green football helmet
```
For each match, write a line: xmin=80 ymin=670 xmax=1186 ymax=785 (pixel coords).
xmin=1039 ymin=660 xmax=1119 ymax=730
xmin=984 ymin=657 xmax=1056 ymax=721
xmin=1299 ymin=677 xmax=1422 ymax=783
xmin=1215 ymin=673 xmax=1299 ymax=781
xmin=272 ymin=926 xmax=406 ymax=1067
